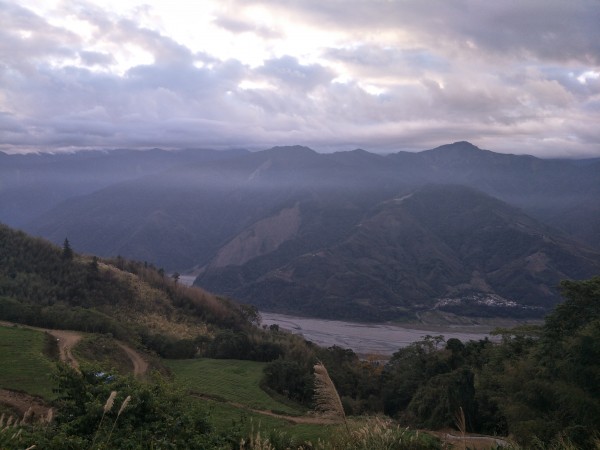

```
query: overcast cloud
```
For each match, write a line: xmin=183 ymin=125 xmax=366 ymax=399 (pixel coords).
xmin=1 ymin=0 xmax=599 ymax=156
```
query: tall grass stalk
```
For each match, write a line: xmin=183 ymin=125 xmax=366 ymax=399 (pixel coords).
xmin=105 ymin=395 xmax=130 ymax=448
xmin=240 ymin=429 xmax=276 ymax=450
xmin=321 ymin=416 xmax=435 ymax=450
xmin=90 ymin=390 xmax=117 ymax=449
xmin=313 ymin=361 xmax=348 ymax=433
xmin=454 ymin=406 xmax=466 ymax=450
xmin=44 ymin=408 xmax=54 ymax=425
xmin=20 ymin=406 xmax=33 ymax=425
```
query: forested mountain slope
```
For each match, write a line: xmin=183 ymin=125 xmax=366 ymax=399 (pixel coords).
xmin=198 ymin=185 xmax=600 ymax=320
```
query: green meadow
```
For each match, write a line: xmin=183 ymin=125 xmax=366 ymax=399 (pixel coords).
xmin=165 ymin=358 xmax=335 ymax=443
xmin=0 ymin=325 xmax=57 ymax=399
xmin=165 ymin=358 xmax=301 ymax=414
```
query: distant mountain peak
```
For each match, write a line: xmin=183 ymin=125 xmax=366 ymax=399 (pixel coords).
xmin=264 ymin=145 xmax=317 ymax=155
xmin=453 ymin=140 xmax=479 ymax=148
xmin=254 ymin=145 xmax=322 ymax=168
xmin=431 ymin=141 xmax=481 ymax=152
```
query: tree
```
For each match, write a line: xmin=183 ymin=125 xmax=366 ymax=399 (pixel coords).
xmin=88 ymin=256 xmax=99 ymax=274
xmin=489 ymin=277 xmax=600 ymax=448
xmin=263 ymin=359 xmax=314 ymax=404
xmin=62 ymin=238 xmax=73 ymax=260
xmin=404 ymin=368 xmax=476 ymax=430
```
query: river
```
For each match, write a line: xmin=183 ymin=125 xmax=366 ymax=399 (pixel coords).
xmin=178 ymin=275 xmax=494 ymax=355
xmin=260 ymin=312 xmax=494 ymax=356
xmin=178 ymin=274 xmax=198 ymax=286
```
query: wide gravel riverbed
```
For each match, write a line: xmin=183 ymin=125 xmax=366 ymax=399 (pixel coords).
xmin=260 ymin=312 xmax=495 ymax=355
xmin=178 ymin=276 xmax=496 ymax=355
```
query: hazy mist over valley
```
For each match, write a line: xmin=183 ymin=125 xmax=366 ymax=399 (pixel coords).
xmin=3 ymin=142 xmax=600 ymax=323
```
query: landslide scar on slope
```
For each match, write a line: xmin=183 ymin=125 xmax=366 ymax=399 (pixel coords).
xmin=209 ymin=204 xmax=301 ymax=268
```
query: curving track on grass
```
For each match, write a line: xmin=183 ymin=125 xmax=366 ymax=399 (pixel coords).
xmin=116 ymin=342 xmax=149 ymax=377
xmin=0 ymin=320 xmax=148 ymax=377
xmin=0 ymin=321 xmax=150 ymax=417
xmin=46 ymin=328 xmax=83 ymax=371
xmin=190 ymin=393 xmax=340 ymax=426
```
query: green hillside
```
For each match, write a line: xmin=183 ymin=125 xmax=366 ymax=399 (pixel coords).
xmin=0 ymin=223 xmax=255 ymax=358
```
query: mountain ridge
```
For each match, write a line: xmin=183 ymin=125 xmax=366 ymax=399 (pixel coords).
xmin=5 ymin=141 xmax=600 ymax=320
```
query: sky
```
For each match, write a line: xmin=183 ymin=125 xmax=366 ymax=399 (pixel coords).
xmin=1 ymin=0 xmax=600 ymax=157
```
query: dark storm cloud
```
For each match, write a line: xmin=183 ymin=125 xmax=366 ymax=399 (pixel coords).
xmin=450 ymin=1 xmax=600 ymax=64
xmin=250 ymin=0 xmax=600 ymax=63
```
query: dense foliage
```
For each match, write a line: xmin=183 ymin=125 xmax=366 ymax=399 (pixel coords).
xmin=0 ymin=365 xmax=237 ymax=449
xmin=263 ymin=276 xmax=600 ymax=448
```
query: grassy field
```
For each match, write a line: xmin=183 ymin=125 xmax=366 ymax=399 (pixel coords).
xmin=165 ymin=358 xmax=301 ymax=414
xmin=0 ymin=331 xmax=417 ymax=447
xmin=166 ymin=358 xmax=336 ymax=444
xmin=0 ymin=325 xmax=57 ymax=398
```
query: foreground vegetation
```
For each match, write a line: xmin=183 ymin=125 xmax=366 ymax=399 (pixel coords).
xmin=2 ymin=275 xmax=598 ymax=449
xmin=259 ymin=277 xmax=600 ymax=449
xmin=0 ymin=363 xmax=441 ymax=449
xmin=1 ymin=223 xmax=599 ymax=448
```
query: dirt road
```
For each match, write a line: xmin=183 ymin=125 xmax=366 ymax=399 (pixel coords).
xmin=0 ymin=320 xmax=82 ymax=372
xmin=247 ymin=408 xmax=340 ymax=425
xmin=0 ymin=321 xmax=151 ymax=418
xmin=191 ymin=393 xmax=340 ymax=426
xmin=116 ymin=342 xmax=149 ymax=377
xmin=0 ymin=321 xmax=148 ymax=376
xmin=427 ymin=430 xmax=514 ymax=449
xmin=46 ymin=329 xmax=83 ymax=371
xmin=0 ymin=389 xmax=51 ymax=418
